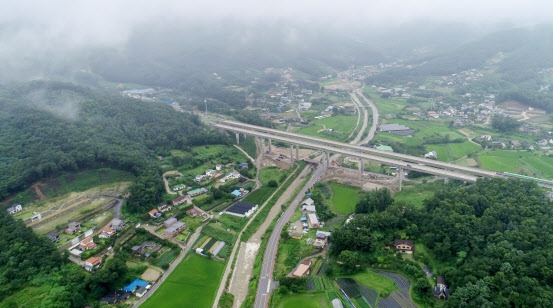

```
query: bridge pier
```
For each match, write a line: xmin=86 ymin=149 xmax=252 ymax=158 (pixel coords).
xmin=290 ymin=144 xmax=294 ymax=166
xmin=296 ymin=145 xmax=299 ymax=160
xmin=261 ymin=138 xmax=266 ymax=158
xmin=325 ymin=152 xmax=330 ymax=168
xmin=398 ymin=167 xmax=404 ymax=191
xmin=268 ymin=139 xmax=272 ymax=153
xmin=243 ymin=133 xmax=247 ymax=139
xmin=444 ymin=177 xmax=449 ymax=184
xmin=358 ymin=159 xmax=363 ymax=180
xmin=236 ymin=132 xmax=240 ymax=144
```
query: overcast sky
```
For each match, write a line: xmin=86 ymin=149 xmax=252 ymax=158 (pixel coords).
xmin=3 ymin=0 xmax=553 ymax=47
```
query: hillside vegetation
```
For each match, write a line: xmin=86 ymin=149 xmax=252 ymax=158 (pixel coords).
xmin=0 ymin=81 xmax=225 ymax=212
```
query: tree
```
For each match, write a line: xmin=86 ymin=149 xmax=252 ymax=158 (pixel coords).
xmin=338 ymin=250 xmax=359 ymax=273
xmin=491 ymin=115 xmax=519 ymax=131
xmin=355 ymin=188 xmax=393 ymax=213
xmin=268 ymin=180 xmax=278 ymax=187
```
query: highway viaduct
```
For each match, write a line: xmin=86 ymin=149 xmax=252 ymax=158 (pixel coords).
xmin=211 ymin=122 xmax=482 ymax=184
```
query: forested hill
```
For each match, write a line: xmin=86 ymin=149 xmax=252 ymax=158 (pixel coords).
xmin=0 ymin=81 xmax=224 ymax=201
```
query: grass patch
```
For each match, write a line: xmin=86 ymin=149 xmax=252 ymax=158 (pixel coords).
xmin=328 ymin=182 xmax=361 ymax=215
xmin=238 ymin=137 xmax=257 ymax=159
xmin=142 ymin=254 xmax=225 ymax=308
xmin=259 ymin=167 xmax=282 ymax=186
xmin=295 ymin=115 xmax=357 ymax=141
xmin=154 ymin=249 xmax=179 ymax=268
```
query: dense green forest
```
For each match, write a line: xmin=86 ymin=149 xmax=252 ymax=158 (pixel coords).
xmin=331 ymin=179 xmax=553 ymax=306
xmin=0 ymin=81 xmax=225 ymax=212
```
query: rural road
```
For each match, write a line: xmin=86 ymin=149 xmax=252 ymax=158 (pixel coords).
xmin=133 ymin=221 xmax=208 ymax=307
xmin=254 ymin=160 xmax=327 ymax=308
xmin=162 ymin=171 xmax=183 ymax=195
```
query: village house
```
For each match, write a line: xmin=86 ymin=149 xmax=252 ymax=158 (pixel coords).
xmin=393 ymin=239 xmax=414 ymax=254
xmin=216 ymin=164 xmax=223 ymax=171
xmin=84 ymin=257 xmax=102 ymax=271
xmin=6 ymin=204 xmax=22 ymax=214
xmin=131 ymin=241 xmax=162 ymax=257
xmin=164 ymin=217 xmax=178 ymax=228
xmin=186 ymin=207 xmax=204 ymax=217
xmin=66 ymin=221 xmax=81 ymax=234
xmin=172 ymin=196 xmax=187 ymax=206
xmin=164 ymin=221 xmax=186 ymax=238
xmin=79 ymin=237 xmax=97 ymax=251
xmin=301 ymin=198 xmax=315 ymax=210
xmin=433 ymin=276 xmax=451 ymax=299
xmin=148 ymin=209 xmax=161 ymax=218
xmin=172 ymin=184 xmax=186 ymax=191
xmin=314 ymin=231 xmax=331 ymax=249
xmin=187 ymin=187 xmax=208 ymax=197
xmin=292 ymin=260 xmax=312 ymax=278
xmin=111 ymin=219 xmax=125 ymax=231
xmin=46 ymin=231 xmax=60 ymax=243
xmin=99 ymin=226 xmax=116 ymax=239
xmin=307 ymin=213 xmax=320 ymax=228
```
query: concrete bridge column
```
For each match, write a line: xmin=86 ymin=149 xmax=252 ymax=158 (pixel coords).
xmin=268 ymin=139 xmax=272 ymax=153
xmin=243 ymin=133 xmax=247 ymax=139
xmin=235 ymin=132 xmax=240 ymax=144
xmin=261 ymin=138 xmax=266 ymax=159
xmin=326 ymin=152 xmax=330 ymax=168
xmin=296 ymin=145 xmax=299 ymax=160
xmin=398 ymin=167 xmax=404 ymax=191
xmin=358 ymin=159 xmax=363 ymax=180
xmin=444 ymin=177 xmax=449 ymax=184
xmin=290 ymin=144 xmax=295 ymax=166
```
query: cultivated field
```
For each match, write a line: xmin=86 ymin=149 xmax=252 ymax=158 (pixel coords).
xmin=276 ymin=292 xmax=332 ymax=308
xmin=141 ymin=254 xmax=225 ymax=308
xmin=477 ymin=150 xmax=553 ymax=179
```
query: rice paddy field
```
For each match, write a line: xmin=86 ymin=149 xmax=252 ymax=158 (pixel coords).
xmin=477 ymin=150 xmax=553 ymax=179
xmin=141 ymin=254 xmax=225 ymax=308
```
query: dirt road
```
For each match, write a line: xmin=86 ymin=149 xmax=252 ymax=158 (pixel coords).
xmin=162 ymin=171 xmax=183 ymax=195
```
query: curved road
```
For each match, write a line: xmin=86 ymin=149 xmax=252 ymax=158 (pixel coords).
xmin=356 ymin=87 xmax=379 ymax=144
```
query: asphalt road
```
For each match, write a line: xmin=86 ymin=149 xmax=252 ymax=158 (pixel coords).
xmin=254 ymin=161 xmax=327 ymax=308
xmin=355 ymin=87 xmax=379 ymax=144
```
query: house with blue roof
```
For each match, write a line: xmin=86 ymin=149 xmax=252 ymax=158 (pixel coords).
xmin=123 ymin=279 xmax=149 ymax=292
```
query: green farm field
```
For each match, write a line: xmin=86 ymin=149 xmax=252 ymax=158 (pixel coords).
xmin=344 ymin=269 xmax=398 ymax=297
xmin=142 ymin=254 xmax=225 ymax=308
xmin=329 ymin=183 xmax=361 ymax=214
xmin=294 ymin=115 xmax=357 ymax=141
xmin=426 ymin=141 xmax=481 ymax=162
xmin=275 ymin=292 xmax=331 ymax=308
xmin=477 ymin=150 xmax=553 ymax=179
